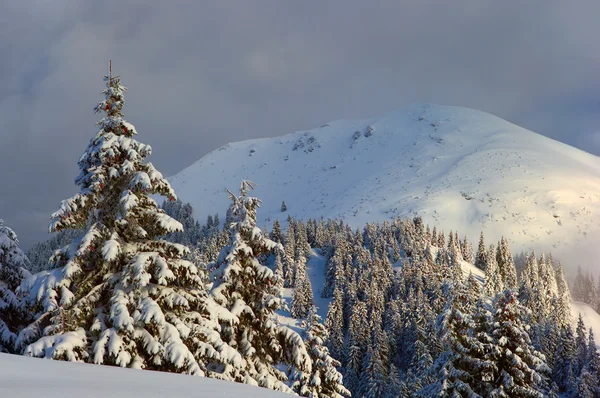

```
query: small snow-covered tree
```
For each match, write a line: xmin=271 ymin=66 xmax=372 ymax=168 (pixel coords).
xmin=553 ymin=261 xmax=572 ymax=328
xmin=484 ymin=243 xmax=503 ymax=297
xmin=210 ymin=181 xmax=310 ymax=391
xmin=496 ymin=236 xmax=517 ymax=290
xmin=461 ymin=235 xmax=474 ymax=264
xmin=576 ymin=369 xmax=599 ymax=398
xmin=519 ymin=251 xmax=546 ymax=323
xmin=289 ymin=306 xmax=350 ymax=398
xmin=291 ymin=268 xmax=314 ymax=319
xmin=572 ymin=266 xmax=587 ymax=302
xmin=18 ymin=72 xmax=236 ymax=376
xmin=0 ymin=220 xmax=31 ymax=352
xmin=575 ymin=314 xmax=588 ymax=375
xmin=325 ymin=288 xmax=345 ymax=361
xmin=270 ymin=219 xmax=283 ymax=243
xmin=474 ymin=231 xmax=486 ymax=271
xmin=553 ymin=325 xmax=577 ymax=393
xmin=273 ymin=251 xmax=285 ymax=291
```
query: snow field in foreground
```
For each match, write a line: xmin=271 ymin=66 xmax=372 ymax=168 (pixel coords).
xmin=0 ymin=353 xmax=290 ymax=398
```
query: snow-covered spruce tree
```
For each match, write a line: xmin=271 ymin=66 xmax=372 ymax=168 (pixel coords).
xmin=344 ymin=299 xmax=368 ymax=396
xmin=461 ymin=235 xmax=474 ymax=264
xmin=486 ymin=290 xmax=550 ymax=397
xmin=18 ymin=73 xmax=238 ymax=375
xmin=584 ymin=329 xmax=600 ymax=393
xmin=273 ymin=251 xmax=285 ymax=291
xmin=495 ymin=236 xmax=517 ymax=290
xmin=291 ymin=267 xmax=314 ymax=319
xmin=325 ymin=288 xmax=345 ymax=361
xmin=283 ymin=223 xmax=296 ymax=288
xmin=209 ymin=181 xmax=310 ymax=392
xmin=270 ymin=219 xmax=283 ymax=244
xmin=574 ymin=313 xmax=589 ymax=375
xmin=518 ymin=251 xmax=546 ymax=323
xmin=420 ymin=286 xmax=490 ymax=397
xmin=437 ymin=229 xmax=446 ymax=249
xmin=553 ymin=261 xmax=572 ymax=328
xmin=289 ymin=306 xmax=350 ymax=398
xmin=553 ymin=325 xmax=577 ymax=394
xmin=474 ymin=231 xmax=486 ymax=271
xmin=483 ymin=244 xmax=503 ymax=297
xmin=576 ymin=369 xmax=599 ymax=398
xmin=572 ymin=266 xmax=587 ymax=302
xmin=0 ymin=220 xmax=31 ymax=352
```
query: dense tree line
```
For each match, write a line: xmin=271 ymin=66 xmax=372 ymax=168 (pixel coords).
xmin=263 ymin=215 xmax=597 ymax=396
xmin=572 ymin=266 xmax=600 ymax=314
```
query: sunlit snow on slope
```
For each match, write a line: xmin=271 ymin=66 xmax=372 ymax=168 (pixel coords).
xmin=571 ymin=301 xmax=600 ymax=349
xmin=0 ymin=353 xmax=289 ymax=398
xmin=276 ymin=248 xmax=331 ymax=334
xmin=170 ymin=103 xmax=600 ymax=272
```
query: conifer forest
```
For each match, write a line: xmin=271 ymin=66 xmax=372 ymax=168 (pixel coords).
xmin=1 ymin=73 xmax=600 ymax=398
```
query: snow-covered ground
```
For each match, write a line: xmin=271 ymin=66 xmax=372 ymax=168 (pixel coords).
xmin=169 ymin=103 xmax=600 ymax=273
xmin=276 ymin=248 xmax=332 ymax=333
xmin=0 ymin=353 xmax=289 ymax=398
xmin=571 ymin=301 xmax=600 ymax=343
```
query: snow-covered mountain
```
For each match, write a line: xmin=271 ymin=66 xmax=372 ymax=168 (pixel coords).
xmin=170 ymin=103 xmax=600 ymax=269
xmin=0 ymin=353 xmax=289 ymax=398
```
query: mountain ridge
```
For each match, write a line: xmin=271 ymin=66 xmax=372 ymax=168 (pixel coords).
xmin=169 ymin=103 xmax=600 ymax=270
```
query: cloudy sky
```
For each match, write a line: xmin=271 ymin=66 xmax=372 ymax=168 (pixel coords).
xmin=1 ymin=0 xmax=600 ymax=249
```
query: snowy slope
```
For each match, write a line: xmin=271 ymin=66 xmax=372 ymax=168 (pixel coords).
xmin=571 ymin=301 xmax=600 ymax=345
xmin=0 ymin=353 xmax=289 ymax=398
xmin=170 ymin=103 xmax=600 ymax=269
xmin=276 ymin=248 xmax=331 ymax=334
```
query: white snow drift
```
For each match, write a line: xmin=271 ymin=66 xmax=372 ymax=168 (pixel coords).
xmin=0 ymin=353 xmax=289 ymax=398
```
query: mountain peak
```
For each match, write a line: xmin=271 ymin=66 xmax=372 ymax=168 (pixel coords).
xmin=170 ymin=104 xmax=600 ymax=268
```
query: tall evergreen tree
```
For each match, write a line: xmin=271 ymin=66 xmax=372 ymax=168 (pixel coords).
xmin=585 ymin=329 xmax=600 ymax=379
xmin=437 ymin=230 xmax=446 ymax=249
xmin=553 ymin=325 xmax=577 ymax=393
xmin=572 ymin=266 xmax=587 ymax=302
xmin=0 ymin=220 xmax=31 ymax=352
xmin=475 ymin=231 xmax=486 ymax=271
xmin=19 ymin=73 xmax=233 ymax=376
xmin=576 ymin=369 xmax=599 ymax=398
xmin=519 ymin=252 xmax=546 ymax=323
xmin=210 ymin=181 xmax=310 ymax=390
xmin=291 ymin=268 xmax=314 ymax=319
xmin=273 ymin=250 xmax=285 ymax=291
xmin=553 ymin=261 xmax=572 ymax=328
xmin=486 ymin=290 xmax=550 ymax=397
xmin=289 ymin=306 xmax=350 ymax=398
xmin=420 ymin=285 xmax=492 ymax=397
xmin=496 ymin=236 xmax=517 ymax=290
xmin=484 ymin=243 xmax=503 ymax=297
xmin=269 ymin=219 xmax=282 ymax=244
xmin=324 ymin=288 xmax=345 ymax=361
xmin=575 ymin=314 xmax=588 ymax=375
xmin=344 ymin=299 xmax=368 ymax=396
xmin=461 ymin=235 xmax=474 ymax=264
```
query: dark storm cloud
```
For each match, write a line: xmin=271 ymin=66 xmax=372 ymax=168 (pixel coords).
xmin=1 ymin=0 xmax=600 ymax=248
